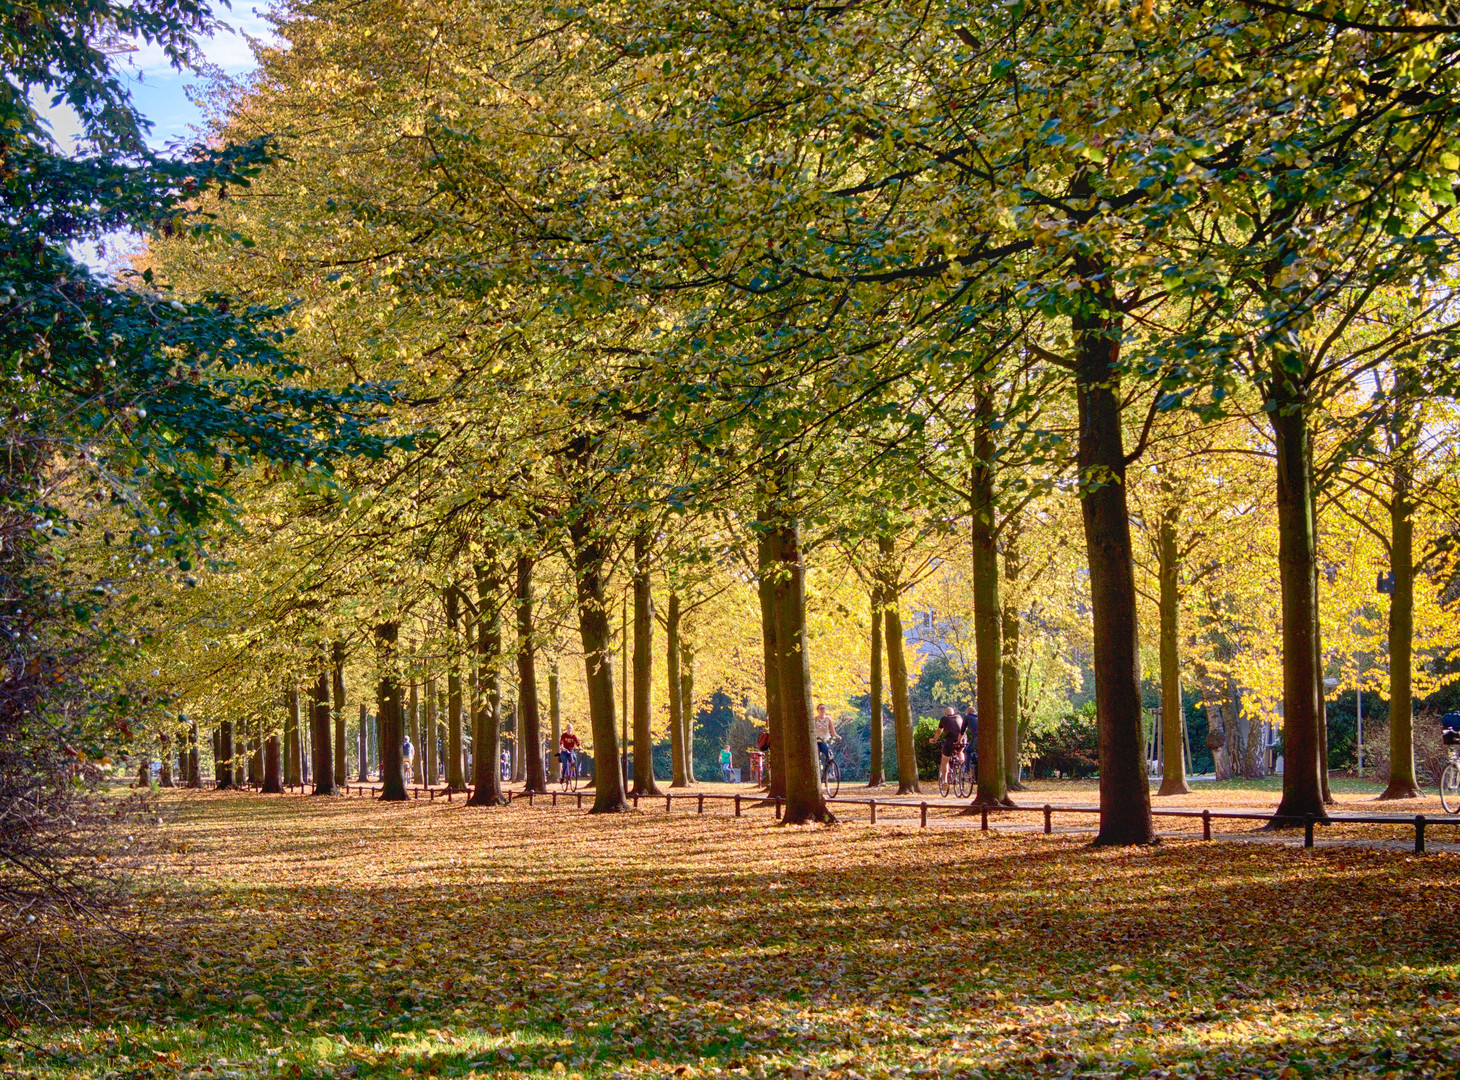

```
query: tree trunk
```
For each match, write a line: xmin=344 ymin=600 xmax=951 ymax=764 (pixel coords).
xmin=667 ymin=592 xmax=690 ymax=787
xmin=187 ymin=715 xmax=201 ymax=788
xmin=1267 ymin=371 xmax=1329 ymax=823
xmin=628 ymin=534 xmax=661 ymax=795
xmin=160 ymin=736 xmax=174 ymax=787
xmin=262 ymin=734 xmax=282 ymax=793
xmin=358 ymin=704 xmax=369 ymax=782
xmin=568 ymin=517 xmax=629 ymax=812
xmin=1380 ymin=464 xmax=1419 ymax=799
xmin=312 ymin=667 xmax=336 ymax=795
xmin=247 ymin=722 xmax=261 ymax=787
xmin=680 ymin=640 xmax=696 ymax=781
xmin=867 ymin=580 xmax=885 ymax=788
xmin=548 ymin=659 xmax=562 ymax=783
xmin=408 ymin=680 xmax=421 ymax=787
xmin=445 ymin=586 xmax=466 ymax=791
xmin=424 ymin=678 xmax=438 ymax=786
xmin=971 ymin=391 xmax=1009 ymax=807
xmin=879 ymin=537 xmax=919 ymax=795
xmin=517 ymin=555 xmax=548 ymax=793
xmin=1156 ymin=502 xmax=1191 ymax=795
xmin=469 ymin=562 xmax=507 ymax=806
xmin=1001 ymin=530 xmax=1023 ymax=791
xmin=1073 ymin=261 xmax=1154 ymax=845
xmin=756 ymin=528 xmax=785 ymax=797
xmin=285 ymin=685 xmax=301 ymax=786
xmin=769 ymin=511 xmax=834 ymax=824
xmin=332 ymin=641 xmax=347 ymax=788
xmin=218 ymin=720 xmax=234 ymax=790
xmin=377 ymin=622 xmax=407 ymax=801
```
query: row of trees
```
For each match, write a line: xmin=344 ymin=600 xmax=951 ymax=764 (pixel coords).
xmin=104 ymin=0 xmax=1460 ymax=841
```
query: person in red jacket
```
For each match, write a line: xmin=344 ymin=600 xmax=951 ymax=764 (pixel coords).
xmin=558 ymin=724 xmax=581 ymax=779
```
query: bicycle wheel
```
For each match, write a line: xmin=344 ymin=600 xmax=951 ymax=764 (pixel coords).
xmin=1441 ymin=762 xmax=1460 ymax=815
xmin=823 ymin=759 xmax=840 ymax=799
xmin=938 ymin=769 xmax=951 ymax=798
xmin=954 ymin=761 xmax=968 ymax=800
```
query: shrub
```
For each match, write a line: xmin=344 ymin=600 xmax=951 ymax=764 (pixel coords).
xmin=1028 ymin=702 xmax=1100 ymax=779
xmin=913 ymin=717 xmax=940 ymax=780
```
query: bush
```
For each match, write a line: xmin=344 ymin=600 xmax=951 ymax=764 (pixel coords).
xmin=1028 ymin=702 xmax=1100 ymax=779
xmin=1365 ymin=713 xmax=1450 ymax=790
xmin=913 ymin=717 xmax=941 ymax=780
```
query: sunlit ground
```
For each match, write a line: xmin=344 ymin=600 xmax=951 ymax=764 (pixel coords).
xmin=18 ymin=792 xmax=1460 ymax=1080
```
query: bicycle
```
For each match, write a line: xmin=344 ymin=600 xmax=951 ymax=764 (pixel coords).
xmin=559 ymin=752 xmax=580 ymax=793
xmin=818 ymin=740 xmax=840 ymax=799
xmin=1440 ymin=730 xmax=1460 ymax=814
xmin=938 ymin=747 xmax=975 ymax=798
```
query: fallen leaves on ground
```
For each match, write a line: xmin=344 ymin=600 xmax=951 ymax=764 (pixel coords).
xmin=11 ymin=792 xmax=1460 ymax=1080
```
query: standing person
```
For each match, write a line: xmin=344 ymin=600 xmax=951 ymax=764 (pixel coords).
xmin=720 ymin=744 xmax=734 ymax=782
xmin=558 ymin=723 xmax=581 ymax=780
xmin=402 ymin=734 xmax=414 ymax=784
xmin=500 ymin=747 xmax=511 ymax=781
xmin=814 ymin=703 xmax=838 ymax=776
xmin=935 ymin=706 xmax=965 ymax=788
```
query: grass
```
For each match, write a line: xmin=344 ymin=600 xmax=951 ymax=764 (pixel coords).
xmin=12 ymin=791 xmax=1460 ymax=1080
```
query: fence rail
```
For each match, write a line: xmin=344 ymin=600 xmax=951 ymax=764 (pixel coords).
xmin=263 ymin=781 xmax=1456 ymax=854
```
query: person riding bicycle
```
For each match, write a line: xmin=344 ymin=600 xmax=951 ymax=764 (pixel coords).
xmin=962 ymin=705 xmax=979 ymax=770
xmin=814 ymin=703 xmax=838 ymax=772
xmin=935 ymin=706 xmax=966 ymax=788
xmin=558 ymin=723 xmax=581 ymax=779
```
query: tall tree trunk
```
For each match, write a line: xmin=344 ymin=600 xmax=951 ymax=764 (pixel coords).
xmin=262 ymin=734 xmax=282 ymax=793
xmin=680 ymin=640 xmax=696 ymax=781
xmin=247 ymin=722 xmax=261 ymax=787
xmin=358 ymin=704 xmax=369 ymax=782
xmin=1381 ymin=462 xmax=1419 ymax=799
xmin=517 ymin=555 xmax=548 ymax=793
xmin=311 ymin=667 xmax=336 ymax=795
xmin=160 ymin=736 xmax=174 ymax=787
xmin=469 ymin=562 xmax=507 ymax=806
xmin=667 ymin=592 xmax=690 ymax=787
xmin=377 ymin=622 xmax=407 ymax=801
xmin=1267 ymin=371 xmax=1329 ymax=823
xmin=285 ymin=685 xmax=301 ymax=786
xmin=568 ymin=517 xmax=629 ymax=812
xmin=1000 ymin=537 xmax=1023 ymax=792
xmin=218 ymin=720 xmax=234 ymax=790
xmin=332 ymin=641 xmax=347 ymax=788
xmin=408 ymin=680 xmax=421 ymax=787
xmin=971 ymin=389 xmax=1009 ymax=807
xmin=867 ymin=580 xmax=885 ymax=788
xmin=628 ymin=534 xmax=661 ymax=796
xmin=446 ymin=586 xmax=466 ymax=791
xmin=1073 ymin=260 xmax=1154 ymax=845
xmin=769 ymin=509 xmax=834 ymax=824
xmin=879 ymin=537 xmax=919 ymax=795
xmin=1156 ymin=501 xmax=1191 ymax=796
xmin=756 ymin=528 xmax=785 ymax=797
xmin=187 ymin=715 xmax=201 ymax=788
xmin=424 ymin=678 xmax=438 ymax=786
xmin=548 ymin=659 xmax=562 ymax=783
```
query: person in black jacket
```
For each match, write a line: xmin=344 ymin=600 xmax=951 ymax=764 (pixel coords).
xmin=962 ymin=707 xmax=979 ymax=771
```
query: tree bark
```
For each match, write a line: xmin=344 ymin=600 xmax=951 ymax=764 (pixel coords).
xmin=377 ymin=622 xmax=408 ymax=801
xmin=667 ymin=592 xmax=690 ymax=787
xmin=311 ymin=667 xmax=336 ymax=795
xmin=424 ymin=678 xmax=438 ymax=786
xmin=218 ymin=720 xmax=234 ymax=790
xmin=262 ymin=734 xmax=282 ymax=793
xmin=769 ymin=510 xmax=834 ymax=824
xmin=469 ymin=562 xmax=507 ymax=806
xmin=408 ymin=679 xmax=421 ymax=787
xmin=1000 ymin=537 xmax=1024 ymax=791
xmin=867 ymin=580 xmax=885 ymax=788
xmin=517 ymin=555 xmax=548 ymax=793
xmin=680 ymin=640 xmax=696 ymax=781
xmin=548 ymin=659 xmax=562 ymax=783
xmin=1156 ymin=501 xmax=1191 ymax=795
xmin=1073 ymin=260 xmax=1154 ymax=845
xmin=160 ymin=735 xmax=174 ymax=787
xmin=1380 ymin=459 xmax=1420 ymax=799
xmin=332 ymin=641 xmax=347 ymax=788
xmin=971 ymin=389 xmax=1009 ymax=807
xmin=445 ymin=586 xmax=466 ymax=791
xmin=1267 ymin=369 xmax=1329 ymax=823
xmin=756 ymin=528 xmax=785 ymax=797
xmin=358 ymin=704 xmax=369 ymax=782
xmin=187 ymin=715 xmax=201 ymax=788
xmin=628 ymin=534 xmax=661 ymax=796
xmin=285 ymin=685 xmax=301 ymax=786
xmin=568 ymin=516 xmax=630 ymax=812
xmin=879 ymin=537 xmax=919 ymax=795
xmin=247 ymin=722 xmax=261 ymax=787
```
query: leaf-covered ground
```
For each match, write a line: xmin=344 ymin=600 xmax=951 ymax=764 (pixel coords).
xmin=17 ymin=793 xmax=1460 ymax=1080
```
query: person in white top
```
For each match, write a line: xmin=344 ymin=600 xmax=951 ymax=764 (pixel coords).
xmin=813 ymin=703 xmax=837 ymax=775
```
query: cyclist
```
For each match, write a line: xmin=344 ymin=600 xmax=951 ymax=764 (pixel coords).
xmin=933 ymin=706 xmax=966 ymax=788
xmin=558 ymin=723 xmax=581 ymax=783
xmin=814 ymin=703 xmax=838 ymax=775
